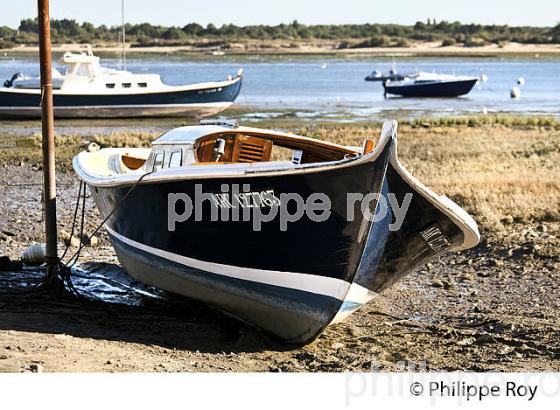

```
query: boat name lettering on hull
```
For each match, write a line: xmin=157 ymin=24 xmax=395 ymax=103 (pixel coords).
xmin=420 ymin=224 xmax=451 ymax=253
xmin=198 ymin=87 xmax=223 ymax=94
xmin=211 ymin=189 xmax=281 ymax=209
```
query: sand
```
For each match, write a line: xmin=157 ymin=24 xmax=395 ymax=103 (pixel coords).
xmin=3 ymin=41 xmax=560 ymax=57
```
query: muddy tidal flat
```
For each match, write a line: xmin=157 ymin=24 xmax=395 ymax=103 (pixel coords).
xmin=0 ymin=117 xmax=559 ymax=372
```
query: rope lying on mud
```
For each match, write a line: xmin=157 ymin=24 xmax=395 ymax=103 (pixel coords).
xmin=0 ymin=171 xmax=154 ymax=300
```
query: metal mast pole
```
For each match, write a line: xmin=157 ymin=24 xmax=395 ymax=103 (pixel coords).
xmin=122 ymin=0 xmax=126 ymax=71
xmin=37 ymin=0 xmax=58 ymax=284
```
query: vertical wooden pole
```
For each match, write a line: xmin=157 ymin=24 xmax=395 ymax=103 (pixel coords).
xmin=37 ymin=0 xmax=58 ymax=282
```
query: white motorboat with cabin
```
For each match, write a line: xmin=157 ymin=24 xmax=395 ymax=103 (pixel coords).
xmin=0 ymin=49 xmax=243 ymax=118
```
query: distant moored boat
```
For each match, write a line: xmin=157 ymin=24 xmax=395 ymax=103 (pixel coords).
xmin=383 ymin=71 xmax=478 ymax=97
xmin=0 ymin=49 xmax=243 ymax=119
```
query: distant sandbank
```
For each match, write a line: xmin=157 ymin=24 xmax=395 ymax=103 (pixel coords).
xmin=2 ymin=41 xmax=560 ymax=57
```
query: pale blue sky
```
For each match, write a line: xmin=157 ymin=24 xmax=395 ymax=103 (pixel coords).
xmin=1 ymin=0 xmax=558 ymax=28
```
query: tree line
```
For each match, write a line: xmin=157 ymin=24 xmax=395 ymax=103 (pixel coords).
xmin=1 ymin=18 xmax=559 ymax=49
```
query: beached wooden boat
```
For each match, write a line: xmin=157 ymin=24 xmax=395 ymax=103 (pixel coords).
xmin=73 ymin=120 xmax=480 ymax=343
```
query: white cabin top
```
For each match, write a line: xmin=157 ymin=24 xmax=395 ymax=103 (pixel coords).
xmin=59 ymin=50 xmax=101 ymax=66
xmin=389 ymin=71 xmax=478 ymax=85
xmin=57 ymin=49 xmax=164 ymax=93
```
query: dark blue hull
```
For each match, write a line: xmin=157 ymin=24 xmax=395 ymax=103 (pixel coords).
xmin=90 ymin=148 xmax=392 ymax=343
xmin=0 ymin=77 xmax=242 ymax=118
xmin=86 ymin=141 xmax=468 ymax=343
xmin=384 ymin=79 xmax=477 ymax=97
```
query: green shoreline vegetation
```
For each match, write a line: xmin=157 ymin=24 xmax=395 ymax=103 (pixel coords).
xmin=1 ymin=18 xmax=559 ymax=50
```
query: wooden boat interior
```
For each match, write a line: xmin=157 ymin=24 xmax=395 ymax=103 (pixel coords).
xmin=121 ymin=154 xmax=147 ymax=170
xmin=193 ymin=131 xmax=362 ymax=164
xmin=111 ymin=130 xmax=376 ymax=176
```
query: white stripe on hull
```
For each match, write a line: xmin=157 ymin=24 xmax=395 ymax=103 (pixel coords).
xmin=105 ymin=225 xmax=351 ymax=301
xmin=331 ymin=284 xmax=378 ymax=324
xmin=0 ymin=102 xmax=233 ymax=118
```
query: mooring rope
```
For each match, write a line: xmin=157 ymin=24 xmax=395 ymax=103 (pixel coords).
xmin=62 ymin=170 xmax=154 ymax=269
xmin=59 ymin=181 xmax=84 ymax=261
xmin=0 ymin=170 xmax=155 ymax=300
xmin=63 ymin=181 xmax=87 ymax=268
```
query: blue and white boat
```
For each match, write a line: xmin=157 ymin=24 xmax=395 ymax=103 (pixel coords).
xmin=0 ymin=50 xmax=243 ymax=118
xmin=73 ymin=120 xmax=480 ymax=343
xmin=383 ymin=71 xmax=478 ymax=97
